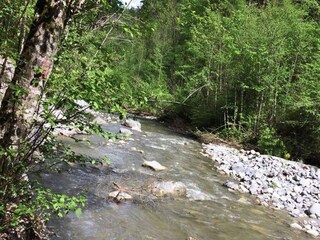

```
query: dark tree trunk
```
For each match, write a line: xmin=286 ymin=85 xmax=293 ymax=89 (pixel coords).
xmin=0 ymin=0 xmax=85 ymax=176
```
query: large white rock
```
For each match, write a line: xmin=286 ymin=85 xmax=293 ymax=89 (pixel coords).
xmin=142 ymin=160 xmax=166 ymax=171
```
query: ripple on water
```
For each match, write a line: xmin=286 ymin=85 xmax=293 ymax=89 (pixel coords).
xmin=47 ymin=119 xmax=314 ymax=240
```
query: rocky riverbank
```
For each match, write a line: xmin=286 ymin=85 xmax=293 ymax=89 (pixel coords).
xmin=202 ymin=143 xmax=320 ymax=237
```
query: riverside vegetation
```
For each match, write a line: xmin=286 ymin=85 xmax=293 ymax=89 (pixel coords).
xmin=0 ymin=0 xmax=320 ymax=239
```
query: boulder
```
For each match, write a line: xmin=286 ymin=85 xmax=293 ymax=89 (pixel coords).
xmin=150 ymin=181 xmax=187 ymax=197
xmin=123 ymin=119 xmax=141 ymax=131
xmin=142 ymin=160 xmax=166 ymax=171
xmin=108 ymin=191 xmax=133 ymax=202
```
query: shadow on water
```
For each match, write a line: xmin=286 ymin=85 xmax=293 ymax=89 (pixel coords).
xmin=40 ymin=119 xmax=312 ymax=240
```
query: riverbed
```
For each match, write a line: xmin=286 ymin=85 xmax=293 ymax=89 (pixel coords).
xmin=40 ymin=118 xmax=313 ymax=239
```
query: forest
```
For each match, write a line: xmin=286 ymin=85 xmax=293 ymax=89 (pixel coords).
xmin=0 ymin=0 xmax=320 ymax=238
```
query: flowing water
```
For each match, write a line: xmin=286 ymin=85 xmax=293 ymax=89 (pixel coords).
xmin=41 ymin=119 xmax=312 ymax=240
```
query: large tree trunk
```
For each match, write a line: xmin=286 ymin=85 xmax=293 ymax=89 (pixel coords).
xmin=0 ymin=0 xmax=85 ymax=176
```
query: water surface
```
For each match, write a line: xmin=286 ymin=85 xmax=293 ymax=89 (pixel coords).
xmin=43 ymin=119 xmax=310 ymax=240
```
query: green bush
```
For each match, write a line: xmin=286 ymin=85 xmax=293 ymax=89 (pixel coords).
xmin=258 ymin=127 xmax=286 ymax=157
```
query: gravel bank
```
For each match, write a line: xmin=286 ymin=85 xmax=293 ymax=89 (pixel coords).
xmin=202 ymin=143 xmax=320 ymax=237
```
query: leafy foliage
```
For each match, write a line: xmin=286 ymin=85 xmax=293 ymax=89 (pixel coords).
xmin=122 ymin=0 xmax=320 ymax=163
xmin=257 ymin=127 xmax=286 ymax=157
xmin=1 ymin=0 xmax=320 ymax=237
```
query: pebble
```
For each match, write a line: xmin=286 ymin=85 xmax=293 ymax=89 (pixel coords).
xmin=293 ymin=186 xmax=302 ymax=193
xmin=203 ymin=143 xmax=320 ymax=235
xmin=309 ymin=203 xmax=320 ymax=216
xmin=142 ymin=160 xmax=167 ymax=171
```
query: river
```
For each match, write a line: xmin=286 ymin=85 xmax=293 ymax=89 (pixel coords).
xmin=40 ymin=118 xmax=311 ymax=239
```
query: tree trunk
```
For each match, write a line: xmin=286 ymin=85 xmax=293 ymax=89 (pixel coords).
xmin=0 ymin=0 xmax=85 ymax=175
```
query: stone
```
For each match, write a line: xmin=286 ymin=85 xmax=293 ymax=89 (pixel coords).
xmin=293 ymin=186 xmax=302 ymax=194
xmin=223 ymin=181 xmax=239 ymax=191
xmin=202 ymin=142 xmax=320 ymax=226
xmin=131 ymin=147 xmax=144 ymax=153
xmin=305 ymin=224 xmax=312 ymax=230
xmin=53 ymin=124 xmax=81 ymax=136
xmin=290 ymin=223 xmax=303 ymax=230
xmin=249 ymin=186 xmax=259 ymax=195
xmin=93 ymin=116 xmax=108 ymax=125
xmin=142 ymin=160 xmax=167 ymax=171
xmin=75 ymin=99 xmax=90 ymax=108
xmin=295 ymin=195 xmax=303 ymax=203
xmin=306 ymin=229 xmax=319 ymax=237
xmin=52 ymin=109 xmax=66 ymax=120
xmin=308 ymin=203 xmax=320 ymax=216
xmin=119 ymin=127 xmax=133 ymax=135
xmin=123 ymin=119 xmax=142 ymax=131
xmin=239 ymin=185 xmax=249 ymax=193
xmin=108 ymin=191 xmax=133 ymax=202
xmin=280 ymin=196 xmax=287 ymax=202
xmin=150 ymin=181 xmax=187 ymax=197
xmin=299 ymin=178 xmax=310 ymax=187
xmin=290 ymin=209 xmax=301 ymax=217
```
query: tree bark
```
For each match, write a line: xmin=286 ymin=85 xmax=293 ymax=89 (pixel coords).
xmin=0 ymin=0 xmax=85 ymax=175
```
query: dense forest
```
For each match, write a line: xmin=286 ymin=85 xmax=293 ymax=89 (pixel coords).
xmin=0 ymin=0 xmax=320 ymax=238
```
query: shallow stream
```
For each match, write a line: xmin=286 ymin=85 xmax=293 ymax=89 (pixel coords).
xmin=42 ymin=119 xmax=312 ymax=240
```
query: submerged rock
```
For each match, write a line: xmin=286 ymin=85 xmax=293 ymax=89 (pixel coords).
xmin=142 ymin=160 xmax=167 ymax=171
xmin=123 ymin=119 xmax=141 ymax=131
xmin=108 ymin=191 xmax=133 ymax=202
xmin=150 ymin=181 xmax=187 ymax=197
xmin=187 ymin=189 xmax=215 ymax=201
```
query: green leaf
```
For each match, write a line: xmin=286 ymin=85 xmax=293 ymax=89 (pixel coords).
xmin=75 ymin=208 xmax=82 ymax=217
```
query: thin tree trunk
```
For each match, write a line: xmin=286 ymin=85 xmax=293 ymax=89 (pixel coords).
xmin=234 ymin=88 xmax=237 ymax=125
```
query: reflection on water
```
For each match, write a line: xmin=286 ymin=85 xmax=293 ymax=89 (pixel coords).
xmin=42 ymin=119 xmax=310 ymax=240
